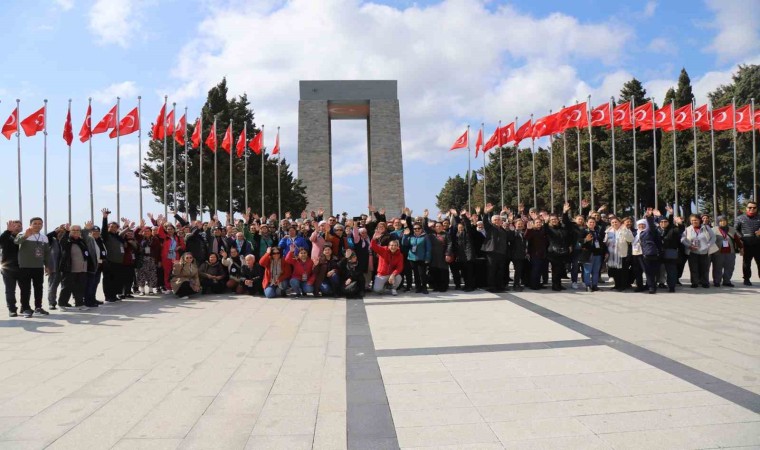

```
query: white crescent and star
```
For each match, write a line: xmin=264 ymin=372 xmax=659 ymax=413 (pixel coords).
xmin=676 ymin=111 xmax=688 ymax=124
xmin=716 ymin=112 xmax=727 ymax=123
xmin=570 ymin=110 xmax=582 ymax=122
xmin=635 ymin=109 xmax=648 ymax=121
xmin=125 ymin=115 xmax=135 ymax=129
xmin=614 ymin=109 xmax=626 ymax=121
xmin=694 ymin=110 xmax=704 ymax=122
xmin=736 ymin=111 xmax=745 ymax=123
xmin=35 ymin=113 xmax=44 ymax=127
xmin=655 ymin=111 xmax=666 ymax=123
xmin=592 ymin=109 xmax=606 ymax=122
xmin=7 ymin=112 xmax=16 ymax=126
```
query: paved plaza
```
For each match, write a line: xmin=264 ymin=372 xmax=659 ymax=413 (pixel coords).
xmin=0 ymin=267 xmax=759 ymax=449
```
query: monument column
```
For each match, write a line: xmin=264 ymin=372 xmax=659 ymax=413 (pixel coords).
xmin=298 ymin=100 xmax=332 ymax=213
xmin=368 ymin=99 xmax=405 ymax=214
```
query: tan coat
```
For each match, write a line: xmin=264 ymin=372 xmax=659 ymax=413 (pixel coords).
xmin=171 ymin=261 xmax=200 ymax=293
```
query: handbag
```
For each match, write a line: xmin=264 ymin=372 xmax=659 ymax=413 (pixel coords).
xmin=663 ymin=248 xmax=678 ymax=260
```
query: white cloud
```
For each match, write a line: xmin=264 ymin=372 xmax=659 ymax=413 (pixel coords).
xmin=704 ymin=0 xmax=760 ymax=63
xmin=54 ymin=0 xmax=74 ymax=10
xmin=647 ymin=37 xmax=676 ymax=55
xmin=88 ymin=0 xmax=142 ymax=48
xmin=91 ymin=81 xmax=139 ymax=104
xmin=642 ymin=1 xmax=657 ymax=18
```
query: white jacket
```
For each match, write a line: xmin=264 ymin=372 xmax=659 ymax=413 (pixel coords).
xmin=681 ymin=225 xmax=715 ymax=255
xmin=604 ymin=226 xmax=633 ymax=268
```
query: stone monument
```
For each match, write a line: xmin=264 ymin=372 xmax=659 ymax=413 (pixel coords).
xmin=298 ymin=80 xmax=405 ymax=215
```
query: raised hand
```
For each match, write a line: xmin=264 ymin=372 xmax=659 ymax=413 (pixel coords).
xmin=147 ymin=212 xmax=153 ymax=219
xmin=485 ymin=203 xmax=494 ymax=213
xmin=84 ymin=221 xmax=94 ymax=230
xmin=581 ymin=199 xmax=589 ymax=208
xmin=6 ymin=220 xmax=14 ymax=231
xmin=449 ymin=209 xmax=458 ymax=216
xmin=652 ymin=209 xmax=661 ymax=217
xmin=101 ymin=208 xmax=110 ymax=218
xmin=285 ymin=211 xmax=292 ymax=219
xmin=475 ymin=206 xmax=481 ymax=215
xmin=423 ymin=209 xmax=429 ymax=218
xmin=563 ymin=202 xmax=571 ymax=213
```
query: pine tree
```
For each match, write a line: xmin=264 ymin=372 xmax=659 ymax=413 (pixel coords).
xmin=435 ymin=175 xmax=469 ymax=211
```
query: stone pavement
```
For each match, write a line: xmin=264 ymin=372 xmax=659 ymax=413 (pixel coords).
xmin=0 ymin=266 xmax=758 ymax=449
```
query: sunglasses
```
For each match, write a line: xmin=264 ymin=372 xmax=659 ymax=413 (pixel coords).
xmin=413 ymin=227 xmax=421 ymax=230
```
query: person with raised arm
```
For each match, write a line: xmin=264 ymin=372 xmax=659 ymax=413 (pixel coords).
xmin=14 ymin=217 xmax=51 ymax=317
xmin=1 ymin=220 xmax=23 ymax=317
xmin=370 ymin=237 xmax=404 ymax=295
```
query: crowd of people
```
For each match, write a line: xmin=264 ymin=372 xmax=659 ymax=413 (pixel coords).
xmin=2 ymin=200 xmax=759 ymax=318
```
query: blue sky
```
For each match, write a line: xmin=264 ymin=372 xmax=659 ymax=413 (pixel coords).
xmin=0 ymin=0 xmax=758 ymax=225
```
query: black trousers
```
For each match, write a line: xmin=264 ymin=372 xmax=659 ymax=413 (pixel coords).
xmin=2 ymin=268 xmax=19 ymax=312
xmin=513 ymin=259 xmax=526 ymax=288
xmin=632 ymin=255 xmax=645 ymax=288
xmin=201 ymin=279 xmax=226 ymax=294
xmin=402 ymin=258 xmax=413 ymax=289
xmin=450 ymin=261 xmax=463 ymax=288
xmin=486 ymin=253 xmax=506 ymax=291
xmin=688 ymin=253 xmax=710 ymax=286
xmin=429 ymin=266 xmax=449 ymax=291
xmin=18 ymin=267 xmax=44 ymax=310
xmin=121 ymin=267 xmax=135 ymax=296
xmin=643 ymin=257 xmax=660 ymax=291
xmin=549 ymin=256 xmax=566 ymax=289
xmin=410 ymin=261 xmax=428 ymax=292
xmin=742 ymin=244 xmax=760 ymax=281
xmin=175 ymin=282 xmax=196 ymax=298
xmin=59 ymin=272 xmax=88 ymax=306
xmin=103 ymin=263 xmax=125 ymax=300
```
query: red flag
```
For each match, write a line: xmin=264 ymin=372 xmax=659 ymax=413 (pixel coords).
xmin=514 ymin=119 xmax=533 ymax=145
xmin=484 ymin=127 xmax=499 ymax=152
xmin=653 ymin=103 xmax=673 ymax=131
xmin=79 ymin=104 xmax=92 ymax=143
xmin=249 ymin=129 xmax=264 ymax=155
xmin=272 ymin=131 xmax=280 ymax=155
xmin=530 ymin=113 xmax=559 ymax=139
xmin=558 ymin=103 xmax=587 ymax=131
xmin=474 ymin=128 xmax=483 ymax=157
xmin=152 ymin=103 xmax=166 ymax=140
xmin=63 ymin=105 xmax=73 ymax=146
xmin=450 ymin=129 xmax=468 ymax=150
xmin=589 ymin=103 xmax=611 ymax=127
xmin=236 ymin=126 xmax=246 ymax=157
xmin=711 ymin=105 xmax=734 ymax=131
xmin=633 ymin=102 xmax=654 ymax=131
xmin=735 ymin=105 xmax=753 ymax=133
xmin=1 ymin=108 xmax=18 ymax=140
xmin=755 ymin=109 xmax=760 ymax=130
xmin=109 ymin=107 xmax=139 ymax=138
xmin=174 ymin=114 xmax=186 ymax=146
xmin=221 ymin=124 xmax=232 ymax=154
xmin=205 ymin=123 xmax=217 ymax=152
xmin=191 ymin=118 xmax=201 ymax=149
xmin=612 ymin=102 xmax=632 ymax=129
xmin=20 ymin=106 xmax=45 ymax=137
xmin=92 ymin=105 xmax=117 ymax=135
xmin=673 ymin=104 xmax=694 ymax=131
xmin=694 ymin=104 xmax=710 ymax=131
xmin=499 ymin=122 xmax=515 ymax=147
xmin=165 ymin=110 xmax=175 ymax=136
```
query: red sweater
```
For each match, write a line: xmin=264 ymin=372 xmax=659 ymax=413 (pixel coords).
xmin=259 ymin=252 xmax=292 ymax=288
xmin=285 ymin=251 xmax=316 ymax=285
xmin=370 ymin=240 xmax=404 ymax=277
xmin=157 ymin=226 xmax=186 ymax=261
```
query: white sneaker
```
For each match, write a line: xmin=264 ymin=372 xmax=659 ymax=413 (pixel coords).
xmin=391 ymin=289 xmax=398 ymax=296
xmin=571 ymin=282 xmax=578 ymax=290
xmin=180 ymin=296 xmax=189 ymax=300
xmin=148 ymin=289 xmax=154 ymax=295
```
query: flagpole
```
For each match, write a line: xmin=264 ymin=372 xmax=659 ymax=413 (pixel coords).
xmin=498 ymin=121 xmax=504 ymax=209
xmin=692 ymin=99 xmax=699 ymax=213
xmin=562 ymin=106 xmax=568 ymax=205
xmin=116 ymin=96 xmax=121 ymax=220
xmin=531 ymin=114 xmax=537 ymax=208
xmin=277 ymin=126 xmax=282 ymax=221
xmin=214 ymin=115 xmax=218 ymax=216
xmin=43 ymin=99 xmax=48 ymax=234
xmin=481 ymin=123 xmax=486 ymax=204
xmin=732 ymin=97 xmax=738 ymax=220
xmin=610 ymin=97 xmax=617 ymax=214
xmin=16 ymin=99 xmax=22 ymax=223
xmin=515 ymin=116 xmax=520 ymax=207
xmin=576 ymin=114 xmax=582 ymax=211
xmin=244 ymin=123 xmax=248 ymax=213
xmin=162 ymin=95 xmax=168 ymax=218
xmin=67 ymin=99 xmax=72 ymax=225
xmin=87 ymin=98 xmax=94 ymax=222
xmin=199 ymin=114 xmax=204 ymax=222
xmin=651 ymin=99 xmax=658 ymax=210
xmin=261 ymin=124 xmax=265 ymax=216
xmin=466 ymin=124 xmax=471 ymax=211
xmin=709 ymin=101 xmax=718 ymax=216
xmin=549 ymin=109 xmax=554 ymax=213
xmin=671 ymin=99 xmax=679 ymax=213
xmin=229 ymin=119 xmax=234 ymax=218
xmin=752 ymin=98 xmax=757 ymax=201
xmin=184 ymin=106 xmax=188 ymax=216
xmin=138 ymin=96 xmax=143 ymax=220
xmin=632 ymin=96 xmax=638 ymax=219
xmin=172 ymin=102 xmax=177 ymax=212
xmin=586 ymin=96 xmax=594 ymax=211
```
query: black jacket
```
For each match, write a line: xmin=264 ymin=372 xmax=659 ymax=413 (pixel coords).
xmin=545 ymin=224 xmax=571 ymax=258
xmin=59 ymin=233 xmax=96 ymax=274
xmin=0 ymin=230 xmax=20 ymax=269
xmin=175 ymin=215 xmax=208 ymax=263
xmin=479 ymin=213 xmax=508 ymax=255
xmin=450 ymin=215 xmax=475 ymax=262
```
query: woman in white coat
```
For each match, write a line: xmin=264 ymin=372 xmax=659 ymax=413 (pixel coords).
xmin=681 ymin=214 xmax=716 ymax=288
xmin=604 ymin=217 xmax=634 ymax=291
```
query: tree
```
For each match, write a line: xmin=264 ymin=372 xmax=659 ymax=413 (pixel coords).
xmin=435 ymin=175 xmax=469 ymax=211
xmin=139 ymin=78 xmax=307 ymax=220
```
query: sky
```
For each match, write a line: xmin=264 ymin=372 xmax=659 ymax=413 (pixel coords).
xmin=0 ymin=0 xmax=759 ymax=225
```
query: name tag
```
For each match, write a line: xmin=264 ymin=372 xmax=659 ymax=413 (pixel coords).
xmin=411 ymin=245 xmax=417 ymax=252
xmin=607 ymin=232 xmax=615 ymax=240
xmin=101 ymin=250 xmax=106 ymax=256
xmin=119 ymin=247 xmax=124 ymax=254
xmin=231 ymin=268 xmax=237 ymax=273
xmin=84 ymin=251 xmax=89 ymax=257
xmin=722 ymin=240 xmax=729 ymax=248
xmin=594 ymin=241 xmax=600 ymax=249
xmin=145 ymin=248 xmax=150 ymax=255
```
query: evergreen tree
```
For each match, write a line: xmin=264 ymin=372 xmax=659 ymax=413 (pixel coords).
xmin=435 ymin=174 xmax=470 ymax=211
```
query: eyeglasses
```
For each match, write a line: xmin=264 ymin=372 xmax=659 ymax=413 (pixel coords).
xmin=413 ymin=227 xmax=421 ymax=230
xmin=271 ymin=252 xmax=280 ymax=255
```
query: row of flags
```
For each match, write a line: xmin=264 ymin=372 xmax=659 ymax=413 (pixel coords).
xmin=0 ymin=100 xmax=280 ymax=156
xmin=452 ymin=100 xmax=760 ymax=156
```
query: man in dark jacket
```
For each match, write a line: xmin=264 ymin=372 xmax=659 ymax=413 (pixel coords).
xmin=45 ymin=226 xmax=66 ymax=310
xmin=1 ymin=220 xmax=22 ymax=316
xmin=57 ymin=225 xmax=96 ymax=310
xmin=174 ymin=214 xmax=208 ymax=264
xmin=506 ymin=219 xmax=528 ymax=291
xmin=479 ymin=203 xmax=508 ymax=293
xmin=735 ymin=201 xmax=760 ymax=285
xmin=101 ymin=209 xmax=127 ymax=302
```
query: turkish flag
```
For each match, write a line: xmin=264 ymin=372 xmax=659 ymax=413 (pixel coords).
xmin=221 ymin=124 xmax=232 ymax=154
xmin=633 ymin=102 xmax=654 ymax=131
xmin=191 ymin=118 xmax=201 ymax=149
xmin=711 ymin=105 xmax=734 ymax=131
xmin=589 ymin=103 xmax=611 ymax=127
xmin=205 ymin=123 xmax=217 ymax=151
xmin=499 ymin=122 xmax=515 ymax=147
xmin=165 ymin=110 xmax=175 ymax=136
xmin=755 ymin=109 xmax=760 ymax=130
xmin=92 ymin=105 xmax=117 ymax=135
xmin=693 ymin=104 xmax=710 ymax=131
xmin=673 ymin=104 xmax=693 ymax=131
xmin=612 ymin=102 xmax=632 ymax=129
xmin=152 ymin=103 xmax=166 ymax=140
xmin=236 ymin=126 xmax=246 ymax=157
xmin=735 ymin=105 xmax=753 ymax=132
xmin=484 ymin=127 xmax=499 ymax=152
xmin=174 ymin=114 xmax=186 ymax=146
xmin=558 ymin=103 xmax=587 ymax=131
xmin=249 ymin=129 xmax=264 ymax=155
xmin=450 ymin=129 xmax=468 ymax=150
xmin=531 ymin=113 xmax=559 ymax=139
xmin=514 ymin=119 xmax=533 ymax=145
xmin=109 ymin=107 xmax=139 ymax=138
xmin=20 ymin=106 xmax=46 ymax=137
xmin=79 ymin=104 xmax=92 ymax=143
xmin=63 ymin=105 xmax=73 ymax=146
xmin=653 ymin=103 xmax=673 ymax=131
xmin=2 ymin=108 xmax=18 ymax=140
xmin=474 ymin=128 xmax=483 ymax=157
xmin=272 ymin=131 xmax=280 ymax=155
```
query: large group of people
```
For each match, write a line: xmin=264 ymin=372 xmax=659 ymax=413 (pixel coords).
xmin=2 ymin=199 xmax=759 ymax=318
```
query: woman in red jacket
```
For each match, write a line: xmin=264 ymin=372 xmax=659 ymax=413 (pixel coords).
xmin=156 ymin=218 xmax=186 ymax=292
xmin=259 ymin=246 xmax=292 ymax=298
xmin=284 ymin=244 xmax=315 ymax=297
xmin=370 ymin=238 xmax=404 ymax=295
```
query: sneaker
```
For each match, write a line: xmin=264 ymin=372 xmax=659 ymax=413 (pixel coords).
xmin=21 ymin=309 xmax=33 ymax=318
xmin=9 ymin=311 xmax=17 ymax=317
xmin=105 ymin=298 xmax=119 ymax=303
xmin=586 ymin=286 xmax=591 ymax=292
xmin=391 ymin=289 xmax=398 ymax=296
xmin=744 ymin=280 xmax=752 ymax=286
xmin=34 ymin=308 xmax=49 ymax=316
xmin=148 ymin=289 xmax=155 ymax=295
xmin=76 ymin=305 xmax=89 ymax=311
xmin=723 ymin=282 xmax=735 ymax=287
xmin=571 ymin=282 xmax=578 ymax=290
xmin=49 ymin=305 xmax=57 ymax=310
xmin=123 ymin=294 xmax=134 ymax=299
xmin=59 ymin=303 xmax=72 ymax=308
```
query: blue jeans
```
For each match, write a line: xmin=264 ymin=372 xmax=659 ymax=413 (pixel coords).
xmin=530 ymin=257 xmax=545 ymax=289
xmin=264 ymin=281 xmax=288 ymax=298
xmin=85 ymin=270 xmax=102 ymax=304
xmin=320 ymin=274 xmax=341 ymax=295
xmin=583 ymin=255 xmax=602 ymax=287
xmin=289 ymin=278 xmax=314 ymax=295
